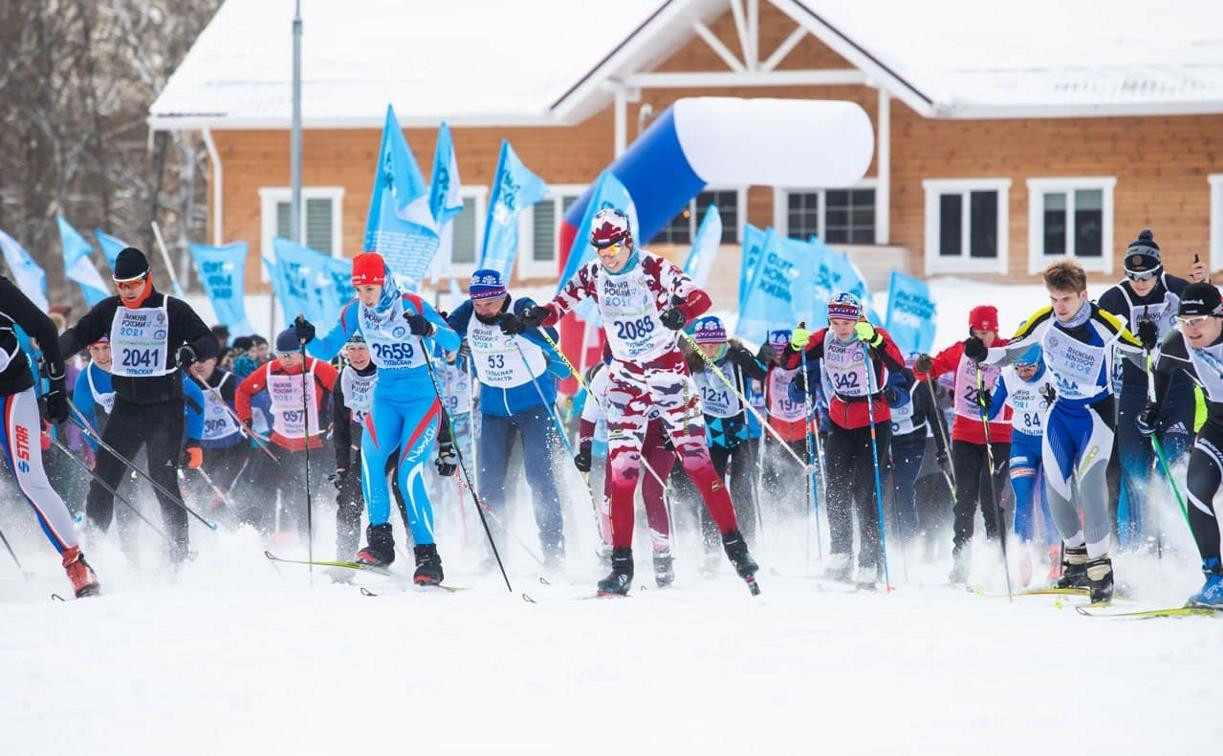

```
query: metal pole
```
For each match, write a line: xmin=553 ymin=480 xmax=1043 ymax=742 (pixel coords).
xmin=290 ymin=0 xmax=303 ymax=248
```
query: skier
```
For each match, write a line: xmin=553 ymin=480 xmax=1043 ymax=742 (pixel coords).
xmin=986 ymin=344 xmax=1060 ymax=586
xmin=888 ymin=356 xmax=943 ymax=541
xmin=0 ymin=274 xmax=100 ymax=596
xmin=914 ymin=305 xmax=1013 ymax=582
xmin=448 ymin=269 xmax=569 ymax=564
xmin=294 ymin=252 xmax=460 ymax=585
xmin=786 ymin=294 xmax=907 ymax=587
xmin=1096 ymin=229 xmax=1202 ymax=546
xmin=510 ymin=208 xmax=759 ymax=595
xmin=72 ymin=336 xmax=115 ymax=468
xmin=684 ymin=315 xmax=767 ymax=554
xmin=755 ymin=329 xmax=813 ymax=517
xmin=330 ymin=333 xmax=378 ymax=560
xmin=187 ymin=350 xmax=249 ymax=505
xmin=1141 ymin=281 xmax=1223 ymax=607
xmin=59 ymin=247 xmax=216 ymax=562
xmin=975 ymin=260 xmax=1143 ymax=604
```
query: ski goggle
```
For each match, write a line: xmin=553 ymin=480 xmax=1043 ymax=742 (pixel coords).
xmin=1125 ymin=268 xmax=1159 ymax=282
xmin=1176 ymin=315 xmax=1214 ymax=328
xmin=595 ymin=242 xmax=624 ymax=255
xmin=1013 ymin=359 xmax=1039 ymax=369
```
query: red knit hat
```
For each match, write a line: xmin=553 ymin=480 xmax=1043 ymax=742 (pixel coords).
xmin=969 ymin=305 xmax=999 ymax=333
xmin=352 ymin=252 xmax=387 ymax=287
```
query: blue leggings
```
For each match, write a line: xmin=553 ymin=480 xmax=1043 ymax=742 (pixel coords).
xmin=477 ymin=406 xmax=564 ymax=554
xmin=360 ymin=393 xmax=441 ymax=544
xmin=1009 ymin=431 xmax=1056 ymax=545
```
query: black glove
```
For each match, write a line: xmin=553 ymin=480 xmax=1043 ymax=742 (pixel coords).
xmin=458 ymin=339 xmax=472 ymax=360
xmin=978 ymin=388 xmax=992 ymax=409
xmin=406 ymin=311 xmax=434 ymax=338
xmin=520 ymin=305 xmax=550 ymax=330
xmin=659 ymin=307 xmax=687 ymax=331
xmin=1136 ymin=402 xmax=1159 ymax=438
xmin=177 ymin=344 xmax=197 ymax=369
xmin=573 ymin=442 xmax=592 ymax=473
xmin=498 ymin=313 xmax=526 ymax=336
xmin=883 ymin=385 xmax=900 ymax=406
xmin=963 ymin=336 xmax=987 ymax=363
xmin=327 ymin=468 xmax=349 ymax=491
xmin=755 ymin=344 xmax=776 ymax=364
xmin=435 ymin=442 xmax=457 ymax=477
xmin=1039 ymin=383 xmax=1057 ymax=407
xmin=43 ymin=379 xmax=69 ymax=425
xmin=1136 ymin=318 xmax=1159 ymax=351
xmin=914 ymin=354 xmax=934 ymax=374
xmin=936 ymin=447 xmax=949 ymax=468
xmin=793 ymin=370 xmax=808 ymax=395
xmin=293 ymin=314 xmax=316 ymax=345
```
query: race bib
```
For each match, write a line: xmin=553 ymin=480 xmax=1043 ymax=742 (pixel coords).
xmin=1003 ymin=369 xmax=1052 ymax=437
xmin=341 ymin=365 xmax=378 ymax=424
xmin=87 ymin=364 xmax=116 ymax=415
xmin=598 ymin=267 xmax=673 ymax=363
xmin=766 ymin=366 xmax=806 ymax=422
xmin=468 ymin=317 xmax=548 ymax=388
xmin=822 ymin=337 xmax=871 ymax=398
xmin=109 ymin=303 xmax=170 ymax=378
xmin=890 ymin=397 xmax=916 ymax=435
xmin=1042 ymin=327 xmax=1110 ymax=401
xmin=359 ymin=297 xmax=425 ymax=370
xmin=953 ymin=351 xmax=1001 ymax=420
xmin=202 ymin=378 xmax=242 ymax=442
xmin=267 ymin=364 xmax=320 ymax=439
xmin=693 ymin=370 xmax=739 ymax=419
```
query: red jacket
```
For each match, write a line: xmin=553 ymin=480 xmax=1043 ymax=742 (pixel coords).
xmin=914 ymin=340 xmax=1012 ymax=444
xmin=786 ymin=327 xmax=905 ymax=431
xmin=235 ymin=358 xmax=339 ymax=452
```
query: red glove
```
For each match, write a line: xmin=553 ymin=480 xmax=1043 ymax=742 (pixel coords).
xmin=182 ymin=444 xmax=204 ymax=470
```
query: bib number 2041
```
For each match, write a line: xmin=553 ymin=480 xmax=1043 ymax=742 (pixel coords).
xmin=614 ymin=317 xmax=655 ymax=342
xmin=121 ymin=348 xmax=160 ymax=369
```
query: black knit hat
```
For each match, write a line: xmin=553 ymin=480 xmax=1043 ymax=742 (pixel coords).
xmin=112 ymin=247 xmax=150 ymax=282
xmin=1178 ymin=282 xmax=1222 ymax=318
xmin=1124 ymin=229 xmax=1161 ymax=274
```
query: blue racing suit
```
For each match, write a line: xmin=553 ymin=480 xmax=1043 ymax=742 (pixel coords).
xmin=988 ymin=361 xmax=1057 ymax=545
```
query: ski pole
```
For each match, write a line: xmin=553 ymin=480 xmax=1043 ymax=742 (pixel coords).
xmin=418 ymin=335 xmax=514 ymax=591
xmin=976 ymin=367 xmax=1013 ymax=602
xmin=862 ymin=341 xmax=893 ymax=591
xmin=297 ymin=339 xmax=315 ymax=583
xmin=797 ymin=332 xmax=823 ymax=561
xmin=48 ymin=434 xmax=169 ymax=541
xmin=923 ymin=374 xmax=958 ymax=499
xmin=0 ymin=524 xmax=22 ymax=573
xmin=680 ymin=331 xmax=815 ymax=472
xmin=68 ymin=403 xmax=218 ymax=530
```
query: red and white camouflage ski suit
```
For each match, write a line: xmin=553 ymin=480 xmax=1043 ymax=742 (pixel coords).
xmin=539 ymin=250 xmax=740 ymax=549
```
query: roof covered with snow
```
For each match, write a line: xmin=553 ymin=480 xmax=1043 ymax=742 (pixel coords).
xmin=149 ymin=0 xmax=1223 ymax=130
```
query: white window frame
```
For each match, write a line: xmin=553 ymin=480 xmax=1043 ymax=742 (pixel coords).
xmin=447 ymin=186 xmax=488 ymax=279
xmin=518 ymin=184 xmax=586 ymax=280
xmin=922 ymin=178 xmax=1011 ymax=276
xmin=1210 ymin=174 xmax=1223 ymax=273
xmin=1026 ymin=177 xmax=1116 ymax=275
xmin=772 ymin=179 xmax=879 ymax=242
xmin=258 ymin=186 xmax=345 ymax=281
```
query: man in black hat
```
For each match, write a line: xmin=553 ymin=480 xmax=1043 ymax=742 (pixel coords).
xmin=59 ymin=247 xmax=217 ymax=561
xmin=1098 ymin=229 xmax=1207 ymax=549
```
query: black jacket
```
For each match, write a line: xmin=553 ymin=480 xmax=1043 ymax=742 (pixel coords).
xmin=0 ymin=275 xmax=65 ymax=396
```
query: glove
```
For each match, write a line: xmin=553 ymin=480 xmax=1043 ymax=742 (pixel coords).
xmin=181 ymin=443 xmax=204 ymax=470
xmin=327 ymin=468 xmax=349 ymax=491
xmin=1039 ymin=383 xmax=1057 ymax=407
xmin=497 ymin=312 xmax=526 ymax=336
xmin=435 ymin=442 xmax=458 ymax=477
xmin=458 ymin=339 xmax=472 ymax=360
xmin=963 ymin=336 xmax=988 ymax=362
xmin=520 ymin=305 xmax=550 ymax=330
xmin=177 ymin=344 xmax=197 ymax=369
xmin=755 ymin=344 xmax=776 ymax=364
xmin=914 ymin=354 xmax=934 ymax=374
xmin=43 ymin=379 xmax=69 ymax=425
xmin=293 ymin=314 xmax=316 ymax=345
xmin=977 ymin=388 xmax=993 ymax=409
xmin=406 ymin=311 xmax=434 ymax=338
xmin=855 ymin=321 xmax=882 ymax=347
xmin=573 ymin=441 xmax=592 ymax=473
xmin=793 ymin=369 xmax=808 ymax=395
xmin=1136 ymin=318 xmax=1159 ymax=351
xmin=883 ymin=385 xmax=900 ymax=406
xmin=659 ymin=307 xmax=686 ymax=331
xmin=1136 ymin=402 xmax=1159 ymax=438
xmin=790 ymin=327 xmax=812 ymax=351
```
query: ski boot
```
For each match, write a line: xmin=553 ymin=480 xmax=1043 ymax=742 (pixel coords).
xmin=948 ymin=547 xmax=970 ymax=585
xmin=1085 ymin=556 xmax=1114 ymax=605
xmin=1056 ymin=545 xmax=1089 ymax=589
xmin=412 ymin=544 xmax=444 ymax=586
xmin=825 ymin=552 xmax=852 ymax=582
xmin=854 ymin=564 xmax=879 ymax=591
xmin=597 ymin=547 xmax=633 ymax=596
xmin=1187 ymin=559 xmax=1223 ymax=608
xmin=653 ymin=550 xmax=674 ymax=589
xmin=355 ymin=523 xmax=395 ymax=567
xmin=722 ymin=529 xmax=760 ymax=594
xmin=62 ymin=546 xmax=99 ymax=598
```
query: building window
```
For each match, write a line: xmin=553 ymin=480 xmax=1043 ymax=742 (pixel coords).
xmin=651 ymin=189 xmax=742 ymax=245
xmin=520 ymin=187 xmax=584 ymax=279
xmin=922 ymin=178 xmax=1010 ymax=275
xmin=1026 ymin=177 xmax=1115 ymax=274
xmin=779 ymin=185 xmax=876 ymax=244
xmin=258 ymin=186 xmax=345 ymax=282
xmin=447 ymin=188 xmax=486 ymax=277
xmin=1210 ymin=175 xmax=1223 ymax=273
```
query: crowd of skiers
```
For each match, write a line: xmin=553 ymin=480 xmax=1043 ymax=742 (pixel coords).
xmin=1 ymin=221 xmax=1220 ymax=608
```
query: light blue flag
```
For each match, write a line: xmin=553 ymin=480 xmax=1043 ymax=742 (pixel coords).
xmin=737 ymin=224 xmax=766 ymax=313
xmin=809 ymin=236 xmax=879 ymax=324
xmin=189 ymin=241 xmax=255 ymax=336
xmin=884 ymin=271 xmax=936 ymax=355
xmin=57 ymin=216 xmax=110 ymax=306
xmin=737 ymin=228 xmax=806 ymax=343
xmin=683 ymin=204 xmax=722 ymax=288
xmin=94 ymin=228 xmax=129 ymax=271
xmin=0 ymin=228 xmax=48 ymax=310
xmin=479 ymin=139 xmax=548 ymax=278
xmin=272 ymin=237 xmax=337 ymax=326
xmin=320 ymin=254 xmax=354 ymax=321
xmin=555 ymin=170 xmax=636 ymax=324
xmin=365 ymin=105 xmax=438 ymax=291
xmin=428 ymin=121 xmax=465 ymax=282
